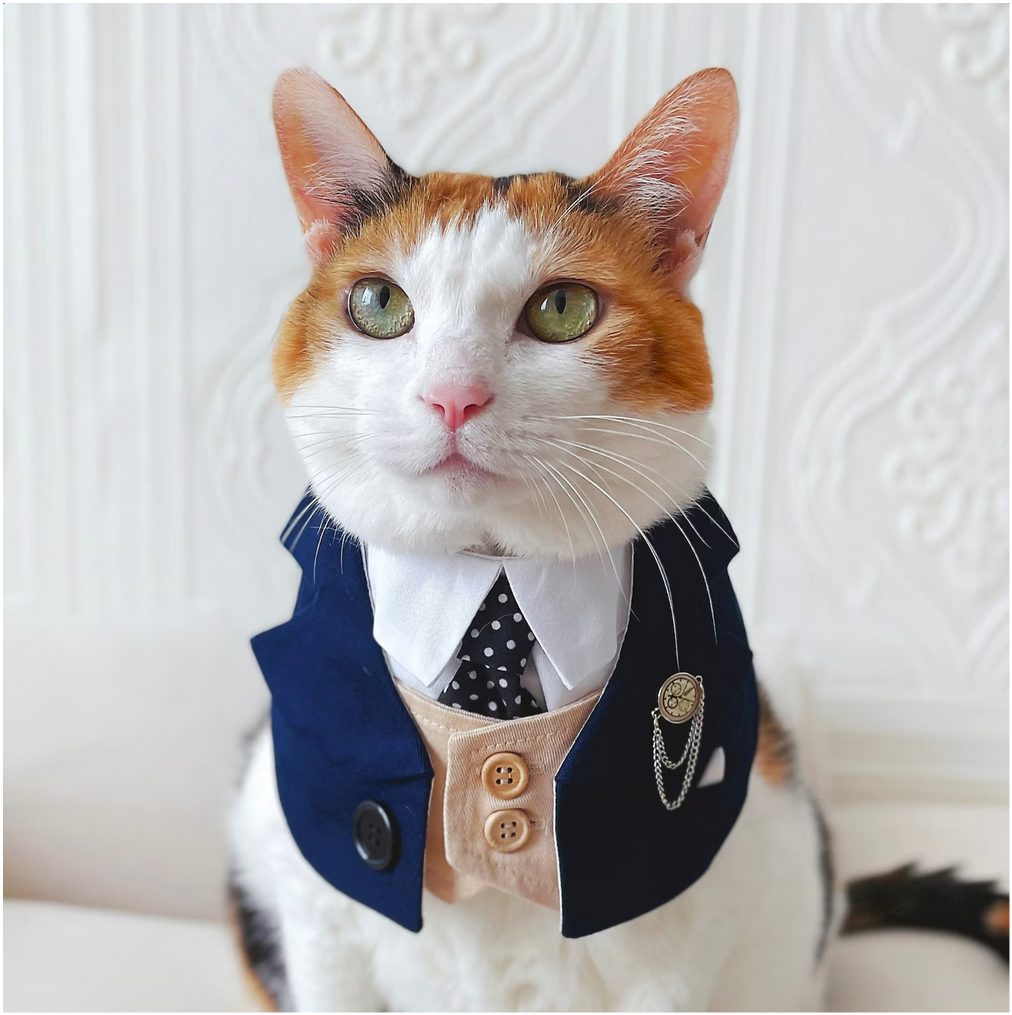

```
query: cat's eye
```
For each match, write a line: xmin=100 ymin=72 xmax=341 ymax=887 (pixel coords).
xmin=523 ymin=282 xmax=598 ymax=343
xmin=348 ymin=278 xmax=415 ymax=339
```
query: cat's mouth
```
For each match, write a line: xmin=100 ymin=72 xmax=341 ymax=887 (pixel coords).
xmin=425 ymin=452 xmax=500 ymax=482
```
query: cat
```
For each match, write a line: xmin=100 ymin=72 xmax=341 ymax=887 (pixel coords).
xmin=229 ymin=66 xmax=1008 ymax=1011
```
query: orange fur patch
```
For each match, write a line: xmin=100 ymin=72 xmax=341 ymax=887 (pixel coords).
xmin=272 ymin=272 xmax=344 ymax=400
xmin=984 ymin=899 xmax=1010 ymax=936
xmin=226 ymin=900 xmax=281 ymax=1012
xmin=272 ymin=171 xmax=712 ymax=412
xmin=754 ymin=683 xmax=796 ymax=786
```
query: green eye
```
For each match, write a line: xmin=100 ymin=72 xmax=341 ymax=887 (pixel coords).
xmin=348 ymin=278 xmax=415 ymax=339
xmin=524 ymin=282 xmax=599 ymax=343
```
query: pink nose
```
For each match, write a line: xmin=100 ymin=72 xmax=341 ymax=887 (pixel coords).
xmin=422 ymin=381 xmax=493 ymax=432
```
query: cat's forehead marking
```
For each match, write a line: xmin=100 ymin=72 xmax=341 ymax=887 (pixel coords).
xmin=380 ymin=171 xmax=585 ymax=243
xmin=392 ymin=203 xmax=543 ymax=336
xmin=366 ymin=174 xmax=580 ymax=344
xmin=402 ymin=202 xmax=537 ymax=279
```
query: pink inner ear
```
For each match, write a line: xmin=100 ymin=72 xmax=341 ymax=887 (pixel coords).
xmin=273 ymin=68 xmax=394 ymax=250
xmin=590 ymin=68 xmax=739 ymax=290
xmin=668 ymin=231 xmax=707 ymax=292
xmin=304 ymin=221 xmax=343 ymax=269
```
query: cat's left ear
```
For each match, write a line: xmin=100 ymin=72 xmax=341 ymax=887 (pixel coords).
xmin=273 ymin=68 xmax=404 ymax=266
xmin=587 ymin=68 xmax=738 ymax=291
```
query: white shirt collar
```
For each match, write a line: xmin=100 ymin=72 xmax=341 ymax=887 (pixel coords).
xmin=366 ymin=543 xmax=632 ymax=693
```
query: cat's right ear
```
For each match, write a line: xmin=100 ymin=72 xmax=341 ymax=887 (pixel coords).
xmin=586 ymin=68 xmax=738 ymax=292
xmin=273 ymin=68 xmax=400 ymax=266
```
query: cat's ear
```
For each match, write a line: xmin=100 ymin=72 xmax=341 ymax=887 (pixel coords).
xmin=588 ymin=68 xmax=738 ymax=290
xmin=273 ymin=68 xmax=402 ymax=266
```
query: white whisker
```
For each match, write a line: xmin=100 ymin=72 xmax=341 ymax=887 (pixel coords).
xmin=546 ymin=448 xmax=680 ymax=666
xmin=521 ymin=452 xmax=579 ymax=573
xmin=535 ymin=413 xmax=711 ymax=447
xmin=535 ymin=454 xmax=628 ymax=604
xmin=544 ymin=437 xmax=716 ymax=641
xmin=576 ymin=421 xmax=707 ymax=472
xmin=568 ymin=428 xmax=737 ymax=547
xmin=551 ymin=438 xmax=708 ymax=547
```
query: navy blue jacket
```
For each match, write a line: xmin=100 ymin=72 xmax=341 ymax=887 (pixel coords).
xmin=252 ymin=490 xmax=758 ymax=938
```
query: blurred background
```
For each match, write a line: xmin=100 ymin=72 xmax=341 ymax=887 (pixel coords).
xmin=4 ymin=4 xmax=1008 ymax=1011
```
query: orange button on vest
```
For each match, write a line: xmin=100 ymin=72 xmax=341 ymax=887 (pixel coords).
xmin=484 ymin=808 xmax=531 ymax=852
xmin=481 ymin=752 xmax=529 ymax=799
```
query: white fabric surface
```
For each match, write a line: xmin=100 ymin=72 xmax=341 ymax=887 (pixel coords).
xmin=4 ymin=623 xmax=268 ymax=923
xmin=366 ymin=542 xmax=632 ymax=711
xmin=827 ymin=931 xmax=1009 ymax=1012
xmin=3 ymin=900 xmax=257 ymax=1013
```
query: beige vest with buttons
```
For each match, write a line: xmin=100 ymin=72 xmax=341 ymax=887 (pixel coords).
xmin=396 ymin=683 xmax=600 ymax=910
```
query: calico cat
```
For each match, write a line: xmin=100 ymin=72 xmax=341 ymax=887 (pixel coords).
xmin=229 ymin=67 xmax=1008 ymax=1011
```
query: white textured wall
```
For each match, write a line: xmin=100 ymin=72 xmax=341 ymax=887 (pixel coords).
xmin=4 ymin=5 xmax=1008 ymax=918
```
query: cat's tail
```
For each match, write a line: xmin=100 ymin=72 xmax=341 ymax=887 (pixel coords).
xmin=842 ymin=863 xmax=1009 ymax=962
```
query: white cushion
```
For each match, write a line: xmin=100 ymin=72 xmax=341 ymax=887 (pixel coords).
xmin=4 ymin=624 xmax=270 ymax=921
xmin=828 ymin=931 xmax=1008 ymax=1012
xmin=3 ymin=900 xmax=257 ymax=1013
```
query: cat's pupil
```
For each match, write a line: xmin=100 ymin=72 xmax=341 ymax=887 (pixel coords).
xmin=554 ymin=289 xmax=567 ymax=315
xmin=378 ymin=285 xmax=391 ymax=310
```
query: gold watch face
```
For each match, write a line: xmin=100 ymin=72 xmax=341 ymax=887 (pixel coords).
xmin=658 ymin=673 xmax=702 ymax=724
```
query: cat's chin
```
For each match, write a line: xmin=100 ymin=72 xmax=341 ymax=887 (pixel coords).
xmin=309 ymin=474 xmax=694 ymax=562
xmin=309 ymin=487 xmax=549 ymax=559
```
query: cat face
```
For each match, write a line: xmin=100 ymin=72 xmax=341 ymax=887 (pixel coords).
xmin=272 ymin=68 xmax=737 ymax=558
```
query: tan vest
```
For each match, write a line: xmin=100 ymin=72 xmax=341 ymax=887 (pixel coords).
xmin=396 ymin=683 xmax=600 ymax=910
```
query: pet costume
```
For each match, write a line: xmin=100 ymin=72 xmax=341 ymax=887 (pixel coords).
xmin=252 ymin=489 xmax=757 ymax=938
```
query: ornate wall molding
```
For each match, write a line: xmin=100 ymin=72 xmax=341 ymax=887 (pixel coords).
xmin=789 ymin=4 xmax=1007 ymax=700
xmin=930 ymin=3 xmax=1009 ymax=120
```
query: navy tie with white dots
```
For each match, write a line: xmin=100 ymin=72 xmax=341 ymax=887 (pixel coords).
xmin=438 ymin=572 xmax=542 ymax=719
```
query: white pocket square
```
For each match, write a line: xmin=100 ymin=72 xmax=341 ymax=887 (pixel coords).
xmin=698 ymin=746 xmax=725 ymax=787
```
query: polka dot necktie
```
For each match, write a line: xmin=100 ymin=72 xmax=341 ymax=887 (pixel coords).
xmin=438 ymin=572 xmax=542 ymax=719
